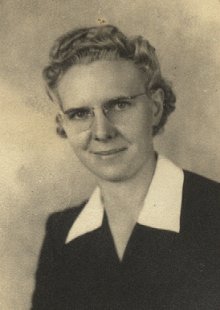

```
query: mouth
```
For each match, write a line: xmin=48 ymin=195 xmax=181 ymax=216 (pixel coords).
xmin=92 ymin=147 xmax=127 ymax=156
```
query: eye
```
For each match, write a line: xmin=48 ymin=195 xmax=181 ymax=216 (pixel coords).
xmin=67 ymin=109 xmax=92 ymax=120
xmin=107 ymin=101 xmax=132 ymax=112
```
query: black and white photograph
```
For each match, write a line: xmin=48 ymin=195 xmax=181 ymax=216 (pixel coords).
xmin=1 ymin=1 xmax=220 ymax=309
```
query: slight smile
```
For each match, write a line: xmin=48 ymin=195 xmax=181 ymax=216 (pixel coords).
xmin=91 ymin=147 xmax=127 ymax=156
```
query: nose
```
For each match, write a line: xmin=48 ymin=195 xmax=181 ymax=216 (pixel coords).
xmin=91 ymin=108 xmax=117 ymax=141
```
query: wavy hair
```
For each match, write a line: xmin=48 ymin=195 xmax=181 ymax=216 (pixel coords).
xmin=43 ymin=25 xmax=176 ymax=135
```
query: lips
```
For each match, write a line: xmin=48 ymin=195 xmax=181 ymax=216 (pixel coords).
xmin=92 ymin=147 xmax=127 ymax=156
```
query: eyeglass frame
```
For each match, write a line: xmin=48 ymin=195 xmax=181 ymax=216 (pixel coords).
xmin=60 ymin=92 xmax=150 ymax=132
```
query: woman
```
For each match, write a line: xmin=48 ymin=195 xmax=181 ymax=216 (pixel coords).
xmin=31 ymin=25 xmax=220 ymax=309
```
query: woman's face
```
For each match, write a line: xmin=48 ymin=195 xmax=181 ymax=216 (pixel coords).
xmin=57 ymin=60 xmax=162 ymax=182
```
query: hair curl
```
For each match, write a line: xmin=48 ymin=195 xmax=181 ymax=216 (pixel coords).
xmin=43 ymin=25 xmax=176 ymax=135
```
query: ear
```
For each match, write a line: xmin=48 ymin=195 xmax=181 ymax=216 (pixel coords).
xmin=56 ymin=112 xmax=67 ymax=138
xmin=151 ymin=88 xmax=164 ymax=127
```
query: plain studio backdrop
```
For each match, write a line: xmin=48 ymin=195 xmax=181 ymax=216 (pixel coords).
xmin=0 ymin=0 xmax=220 ymax=309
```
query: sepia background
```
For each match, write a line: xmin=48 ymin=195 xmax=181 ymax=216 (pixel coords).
xmin=1 ymin=0 xmax=220 ymax=309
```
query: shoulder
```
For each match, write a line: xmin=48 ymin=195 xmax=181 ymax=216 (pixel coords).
xmin=45 ymin=201 xmax=87 ymax=246
xmin=182 ymin=170 xmax=220 ymax=244
xmin=183 ymin=170 xmax=220 ymax=204
xmin=183 ymin=169 xmax=220 ymax=189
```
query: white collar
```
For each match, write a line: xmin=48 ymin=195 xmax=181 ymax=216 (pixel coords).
xmin=65 ymin=155 xmax=184 ymax=244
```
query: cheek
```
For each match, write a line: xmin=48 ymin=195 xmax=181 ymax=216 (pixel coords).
xmin=65 ymin=128 xmax=90 ymax=151
xmin=117 ymin=114 xmax=153 ymax=141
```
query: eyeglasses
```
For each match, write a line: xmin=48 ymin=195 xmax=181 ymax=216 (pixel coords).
xmin=62 ymin=92 xmax=147 ymax=133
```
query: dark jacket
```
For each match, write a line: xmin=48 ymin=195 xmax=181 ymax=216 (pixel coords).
xmin=31 ymin=171 xmax=220 ymax=310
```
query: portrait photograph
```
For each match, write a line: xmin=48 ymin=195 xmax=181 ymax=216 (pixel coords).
xmin=0 ymin=1 xmax=220 ymax=309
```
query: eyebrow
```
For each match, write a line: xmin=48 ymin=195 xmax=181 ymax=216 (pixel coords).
xmin=107 ymin=95 xmax=135 ymax=102
xmin=63 ymin=107 xmax=90 ymax=115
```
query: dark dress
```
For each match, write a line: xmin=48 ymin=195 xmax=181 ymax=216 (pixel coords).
xmin=31 ymin=171 xmax=220 ymax=310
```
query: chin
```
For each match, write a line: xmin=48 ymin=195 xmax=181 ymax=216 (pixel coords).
xmin=88 ymin=166 xmax=135 ymax=183
xmin=97 ymin=174 xmax=129 ymax=183
xmin=77 ymin=152 xmax=143 ymax=182
xmin=99 ymin=174 xmax=128 ymax=183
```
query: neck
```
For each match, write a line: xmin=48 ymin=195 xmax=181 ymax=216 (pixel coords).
xmin=98 ymin=152 xmax=157 ymax=221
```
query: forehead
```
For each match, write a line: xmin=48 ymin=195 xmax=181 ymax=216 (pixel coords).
xmin=57 ymin=60 xmax=146 ymax=108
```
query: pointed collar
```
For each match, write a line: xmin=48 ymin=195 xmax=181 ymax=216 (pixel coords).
xmin=65 ymin=155 xmax=184 ymax=244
